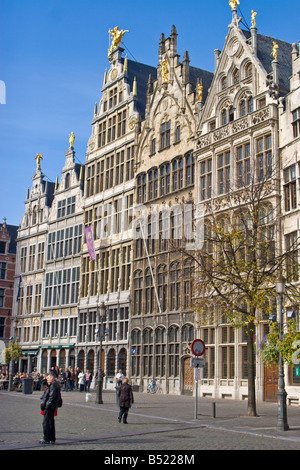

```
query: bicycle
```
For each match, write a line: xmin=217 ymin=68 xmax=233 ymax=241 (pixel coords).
xmin=147 ymin=378 xmax=160 ymax=394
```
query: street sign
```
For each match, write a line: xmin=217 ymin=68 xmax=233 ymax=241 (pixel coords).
xmin=191 ymin=357 xmax=206 ymax=368
xmin=194 ymin=368 xmax=201 ymax=380
xmin=191 ymin=339 xmax=205 ymax=356
xmin=296 ymin=367 xmax=300 ymax=378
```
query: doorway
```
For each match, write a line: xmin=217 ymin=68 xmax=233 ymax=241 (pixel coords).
xmin=183 ymin=356 xmax=193 ymax=395
xmin=264 ymin=363 xmax=279 ymax=402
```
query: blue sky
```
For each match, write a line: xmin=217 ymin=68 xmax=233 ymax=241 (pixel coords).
xmin=1 ymin=0 xmax=300 ymax=226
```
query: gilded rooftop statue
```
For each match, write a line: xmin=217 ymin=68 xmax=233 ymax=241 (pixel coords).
xmin=108 ymin=26 xmax=129 ymax=59
xmin=229 ymin=0 xmax=240 ymax=10
xmin=69 ymin=131 xmax=75 ymax=148
xmin=35 ymin=153 xmax=43 ymax=170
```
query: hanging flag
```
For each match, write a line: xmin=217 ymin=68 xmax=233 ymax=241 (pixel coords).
xmin=85 ymin=226 xmax=96 ymax=261
xmin=16 ymin=275 xmax=22 ymax=302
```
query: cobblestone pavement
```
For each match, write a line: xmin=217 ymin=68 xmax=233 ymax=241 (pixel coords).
xmin=1 ymin=389 xmax=300 ymax=452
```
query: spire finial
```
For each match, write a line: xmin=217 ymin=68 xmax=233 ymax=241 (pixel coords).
xmin=133 ymin=76 xmax=137 ymax=96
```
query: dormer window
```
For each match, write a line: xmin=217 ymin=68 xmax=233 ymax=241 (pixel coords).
xmin=65 ymin=173 xmax=70 ymax=189
xmin=245 ymin=63 xmax=252 ymax=79
xmin=240 ymin=96 xmax=254 ymax=117
xmin=232 ymin=68 xmax=239 ymax=85
xmin=221 ymin=76 xmax=227 ymax=90
xmin=161 ymin=121 xmax=171 ymax=149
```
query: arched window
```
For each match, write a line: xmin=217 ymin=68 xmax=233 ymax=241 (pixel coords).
xmin=131 ymin=330 xmax=141 ymax=376
xmin=157 ymin=265 xmax=167 ymax=312
xmin=168 ymin=325 xmax=180 ymax=377
xmin=137 ymin=173 xmax=146 ymax=203
xmin=186 ymin=154 xmax=194 ymax=186
xmin=160 ymin=163 xmax=171 ymax=195
xmin=145 ymin=267 xmax=155 ymax=314
xmin=148 ymin=168 xmax=158 ymax=200
xmin=65 ymin=173 xmax=70 ymax=189
xmin=143 ymin=328 xmax=153 ymax=377
xmin=240 ymin=96 xmax=254 ymax=117
xmin=182 ymin=324 xmax=194 ymax=343
xmin=245 ymin=62 xmax=252 ymax=79
xmin=221 ymin=76 xmax=227 ymax=90
xmin=107 ymin=349 xmax=116 ymax=376
xmin=32 ymin=206 xmax=37 ymax=225
xmin=232 ymin=68 xmax=239 ymax=85
xmin=133 ymin=270 xmax=143 ymax=314
xmin=155 ymin=327 xmax=166 ymax=376
xmin=170 ymin=262 xmax=181 ymax=311
xmin=172 ymin=157 xmax=183 ymax=191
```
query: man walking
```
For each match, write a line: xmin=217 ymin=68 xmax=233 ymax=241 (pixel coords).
xmin=40 ymin=372 xmax=62 ymax=445
xmin=118 ymin=378 xmax=134 ymax=424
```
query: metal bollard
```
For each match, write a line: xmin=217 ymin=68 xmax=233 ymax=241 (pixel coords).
xmin=212 ymin=402 xmax=216 ymax=418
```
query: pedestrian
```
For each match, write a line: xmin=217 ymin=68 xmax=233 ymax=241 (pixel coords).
xmin=40 ymin=371 xmax=62 ymax=445
xmin=62 ymin=368 xmax=70 ymax=391
xmin=118 ymin=377 xmax=134 ymax=424
xmin=115 ymin=369 xmax=124 ymax=406
xmin=78 ymin=370 xmax=85 ymax=392
xmin=74 ymin=367 xmax=80 ymax=390
xmin=70 ymin=368 xmax=75 ymax=390
xmin=85 ymin=369 xmax=92 ymax=392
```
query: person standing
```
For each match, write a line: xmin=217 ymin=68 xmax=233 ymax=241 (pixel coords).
xmin=78 ymin=370 xmax=85 ymax=392
xmin=115 ymin=369 xmax=124 ymax=406
xmin=85 ymin=370 xmax=92 ymax=392
xmin=118 ymin=378 xmax=134 ymax=424
xmin=40 ymin=372 xmax=62 ymax=445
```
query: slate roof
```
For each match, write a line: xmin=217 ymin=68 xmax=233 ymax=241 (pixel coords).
xmin=0 ymin=224 xmax=18 ymax=253
xmin=124 ymin=59 xmax=157 ymax=119
xmin=242 ymin=30 xmax=293 ymax=92
xmin=190 ymin=66 xmax=214 ymax=102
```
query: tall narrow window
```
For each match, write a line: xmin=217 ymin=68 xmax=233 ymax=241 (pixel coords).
xmin=200 ymin=158 xmax=212 ymax=201
xmin=256 ymin=135 xmax=272 ymax=181
xmin=237 ymin=143 xmax=251 ymax=187
xmin=218 ymin=151 xmax=231 ymax=195
xmin=284 ymin=165 xmax=297 ymax=212
xmin=292 ymin=108 xmax=300 ymax=138
xmin=161 ymin=121 xmax=171 ymax=149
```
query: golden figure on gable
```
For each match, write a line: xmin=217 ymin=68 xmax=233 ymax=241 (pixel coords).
xmin=197 ymin=82 xmax=203 ymax=102
xmin=35 ymin=153 xmax=43 ymax=170
xmin=160 ymin=58 xmax=169 ymax=83
xmin=229 ymin=0 xmax=240 ymax=11
xmin=69 ymin=131 xmax=75 ymax=148
xmin=108 ymin=26 xmax=129 ymax=59
xmin=271 ymin=41 xmax=279 ymax=61
xmin=251 ymin=10 xmax=257 ymax=27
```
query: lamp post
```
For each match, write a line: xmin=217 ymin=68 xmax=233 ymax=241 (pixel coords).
xmin=95 ymin=302 xmax=106 ymax=404
xmin=276 ymin=275 xmax=289 ymax=431
xmin=8 ymin=317 xmax=18 ymax=392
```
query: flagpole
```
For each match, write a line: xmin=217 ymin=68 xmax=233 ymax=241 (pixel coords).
xmin=139 ymin=220 xmax=162 ymax=314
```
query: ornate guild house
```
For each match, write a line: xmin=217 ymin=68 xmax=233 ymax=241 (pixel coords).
xmin=10 ymin=4 xmax=300 ymax=403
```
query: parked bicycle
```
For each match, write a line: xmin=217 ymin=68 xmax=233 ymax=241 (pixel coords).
xmin=147 ymin=377 xmax=161 ymax=394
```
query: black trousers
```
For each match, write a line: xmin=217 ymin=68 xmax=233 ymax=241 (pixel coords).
xmin=42 ymin=408 xmax=56 ymax=442
xmin=118 ymin=406 xmax=129 ymax=423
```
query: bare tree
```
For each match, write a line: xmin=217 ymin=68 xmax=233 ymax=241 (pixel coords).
xmin=177 ymin=165 xmax=300 ymax=417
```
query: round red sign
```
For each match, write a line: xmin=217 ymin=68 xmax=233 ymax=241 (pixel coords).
xmin=191 ymin=339 xmax=205 ymax=357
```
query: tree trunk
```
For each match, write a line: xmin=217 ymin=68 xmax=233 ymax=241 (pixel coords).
xmin=247 ymin=319 xmax=258 ymax=417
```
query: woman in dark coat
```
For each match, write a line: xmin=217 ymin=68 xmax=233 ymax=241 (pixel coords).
xmin=118 ymin=378 xmax=134 ymax=424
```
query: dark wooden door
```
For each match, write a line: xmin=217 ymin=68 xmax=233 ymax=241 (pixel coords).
xmin=183 ymin=357 xmax=194 ymax=395
xmin=264 ymin=363 xmax=279 ymax=402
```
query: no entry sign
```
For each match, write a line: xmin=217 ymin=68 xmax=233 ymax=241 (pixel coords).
xmin=191 ymin=339 xmax=205 ymax=357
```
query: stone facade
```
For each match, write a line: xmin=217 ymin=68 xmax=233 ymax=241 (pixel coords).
xmin=10 ymin=9 xmax=300 ymax=403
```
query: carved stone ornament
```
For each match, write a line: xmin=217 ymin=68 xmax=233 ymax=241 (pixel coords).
xmin=110 ymin=68 xmax=118 ymax=81
xmin=129 ymin=116 xmax=137 ymax=130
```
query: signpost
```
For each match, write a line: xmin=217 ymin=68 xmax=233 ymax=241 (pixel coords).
xmin=190 ymin=339 xmax=206 ymax=420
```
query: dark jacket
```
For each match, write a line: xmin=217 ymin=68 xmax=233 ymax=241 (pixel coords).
xmin=118 ymin=382 xmax=134 ymax=408
xmin=41 ymin=380 xmax=61 ymax=412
